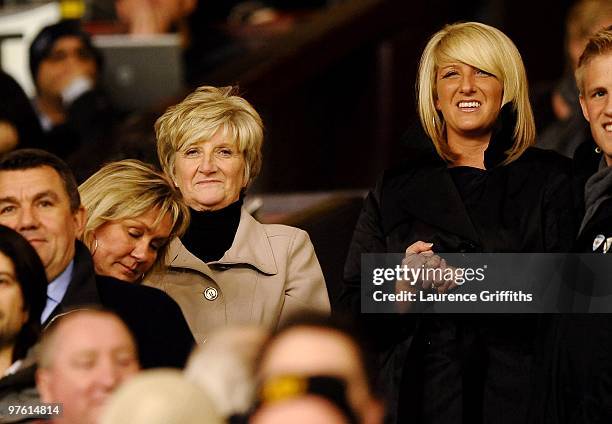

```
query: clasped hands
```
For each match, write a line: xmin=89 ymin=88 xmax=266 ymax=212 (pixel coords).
xmin=396 ymin=241 xmax=459 ymax=295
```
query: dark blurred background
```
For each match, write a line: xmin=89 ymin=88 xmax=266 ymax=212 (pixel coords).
xmin=0 ymin=0 xmax=576 ymax=193
xmin=185 ymin=0 xmax=574 ymax=193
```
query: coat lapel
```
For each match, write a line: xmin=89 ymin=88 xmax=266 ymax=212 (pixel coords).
xmin=166 ymin=237 xmax=214 ymax=277
xmin=167 ymin=208 xmax=278 ymax=276
xmin=212 ymin=209 xmax=278 ymax=275
xmin=383 ymin=165 xmax=481 ymax=244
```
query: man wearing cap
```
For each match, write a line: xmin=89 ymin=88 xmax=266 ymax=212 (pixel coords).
xmin=29 ymin=20 xmax=117 ymax=182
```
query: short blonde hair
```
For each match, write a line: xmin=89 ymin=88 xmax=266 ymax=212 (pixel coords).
xmin=417 ymin=21 xmax=535 ymax=164
xmin=575 ymin=27 xmax=612 ymax=93
xmin=155 ymin=86 xmax=264 ymax=188
xmin=79 ymin=160 xmax=189 ymax=274
xmin=100 ymin=370 xmax=222 ymax=424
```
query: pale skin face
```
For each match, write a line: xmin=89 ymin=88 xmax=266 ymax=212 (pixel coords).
xmin=92 ymin=208 xmax=173 ymax=282
xmin=259 ymin=327 xmax=383 ymax=424
xmin=0 ymin=167 xmax=86 ymax=281
xmin=435 ymin=62 xmax=504 ymax=165
xmin=579 ymin=53 xmax=612 ymax=167
xmin=173 ymin=131 xmax=247 ymax=212
xmin=36 ymin=313 xmax=140 ymax=424
xmin=36 ymin=36 xmax=97 ymax=102
xmin=0 ymin=252 xmax=28 ymax=372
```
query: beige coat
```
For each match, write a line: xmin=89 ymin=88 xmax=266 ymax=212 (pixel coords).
xmin=144 ymin=208 xmax=330 ymax=343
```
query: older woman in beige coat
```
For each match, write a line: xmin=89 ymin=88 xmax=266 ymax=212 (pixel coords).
xmin=146 ymin=86 xmax=330 ymax=343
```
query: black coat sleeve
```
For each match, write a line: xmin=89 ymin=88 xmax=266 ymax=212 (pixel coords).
xmin=335 ymin=179 xmax=417 ymax=352
xmin=135 ymin=285 xmax=196 ymax=369
xmin=338 ymin=183 xmax=386 ymax=316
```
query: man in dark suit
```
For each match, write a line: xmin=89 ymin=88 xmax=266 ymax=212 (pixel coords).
xmin=0 ymin=149 xmax=194 ymax=368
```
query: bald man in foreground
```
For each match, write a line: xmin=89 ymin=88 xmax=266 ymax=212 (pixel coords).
xmin=36 ymin=309 xmax=140 ymax=424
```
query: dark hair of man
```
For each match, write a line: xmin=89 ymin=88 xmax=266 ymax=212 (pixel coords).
xmin=0 ymin=225 xmax=48 ymax=362
xmin=29 ymin=19 xmax=103 ymax=85
xmin=0 ymin=149 xmax=81 ymax=212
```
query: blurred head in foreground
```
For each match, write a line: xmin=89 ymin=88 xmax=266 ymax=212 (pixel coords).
xmin=100 ymin=368 xmax=221 ymax=424
xmin=256 ymin=319 xmax=383 ymax=424
xmin=36 ymin=309 xmax=140 ymax=424
xmin=185 ymin=325 xmax=268 ymax=418
xmin=252 ymin=375 xmax=359 ymax=424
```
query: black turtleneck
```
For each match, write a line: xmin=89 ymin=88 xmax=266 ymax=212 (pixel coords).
xmin=181 ymin=198 xmax=243 ymax=263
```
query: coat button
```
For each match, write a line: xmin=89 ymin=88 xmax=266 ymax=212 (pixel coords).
xmin=203 ymin=287 xmax=218 ymax=301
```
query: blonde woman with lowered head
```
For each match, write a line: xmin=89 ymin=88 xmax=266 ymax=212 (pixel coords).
xmin=78 ymin=159 xmax=195 ymax=368
xmin=79 ymin=159 xmax=189 ymax=282
xmin=339 ymin=22 xmax=577 ymax=423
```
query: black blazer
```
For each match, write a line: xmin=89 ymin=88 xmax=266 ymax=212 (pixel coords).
xmin=45 ymin=242 xmax=194 ymax=369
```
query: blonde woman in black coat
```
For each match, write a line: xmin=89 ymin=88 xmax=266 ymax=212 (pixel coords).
xmin=339 ymin=22 xmax=576 ymax=424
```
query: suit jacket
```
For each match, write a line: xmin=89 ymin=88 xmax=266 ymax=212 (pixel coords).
xmin=46 ymin=242 xmax=194 ymax=369
xmin=144 ymin=207 xmax=330 ymax=343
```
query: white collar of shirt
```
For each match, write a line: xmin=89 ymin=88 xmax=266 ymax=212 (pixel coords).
xmin=40 ymin=261 xmax=74 ymax=324
xmin=3 ymin=359 xmax=23 ymax=377
xmin=32 ymin=100 xmax=53 ymax=132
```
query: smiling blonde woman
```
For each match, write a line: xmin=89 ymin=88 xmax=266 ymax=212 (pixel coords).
xmin=339 ymin=22 xmax=577 ymax=424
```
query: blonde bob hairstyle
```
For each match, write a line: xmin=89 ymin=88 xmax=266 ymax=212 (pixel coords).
xmin=79 ymin=159 xmax=190 ymax=275
xmin=575 ymin=27 xmax=612 ymax=94
xmin=155 ymin=85 xmax=263 ymax=189
xmin=417 ymin=21 xmax=535 ymax=164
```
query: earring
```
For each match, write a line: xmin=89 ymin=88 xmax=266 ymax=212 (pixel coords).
xmin=595 ymin=146 xmax=602 ymax=154
xmin=92 ymin=237 xmax=98 ymax=255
